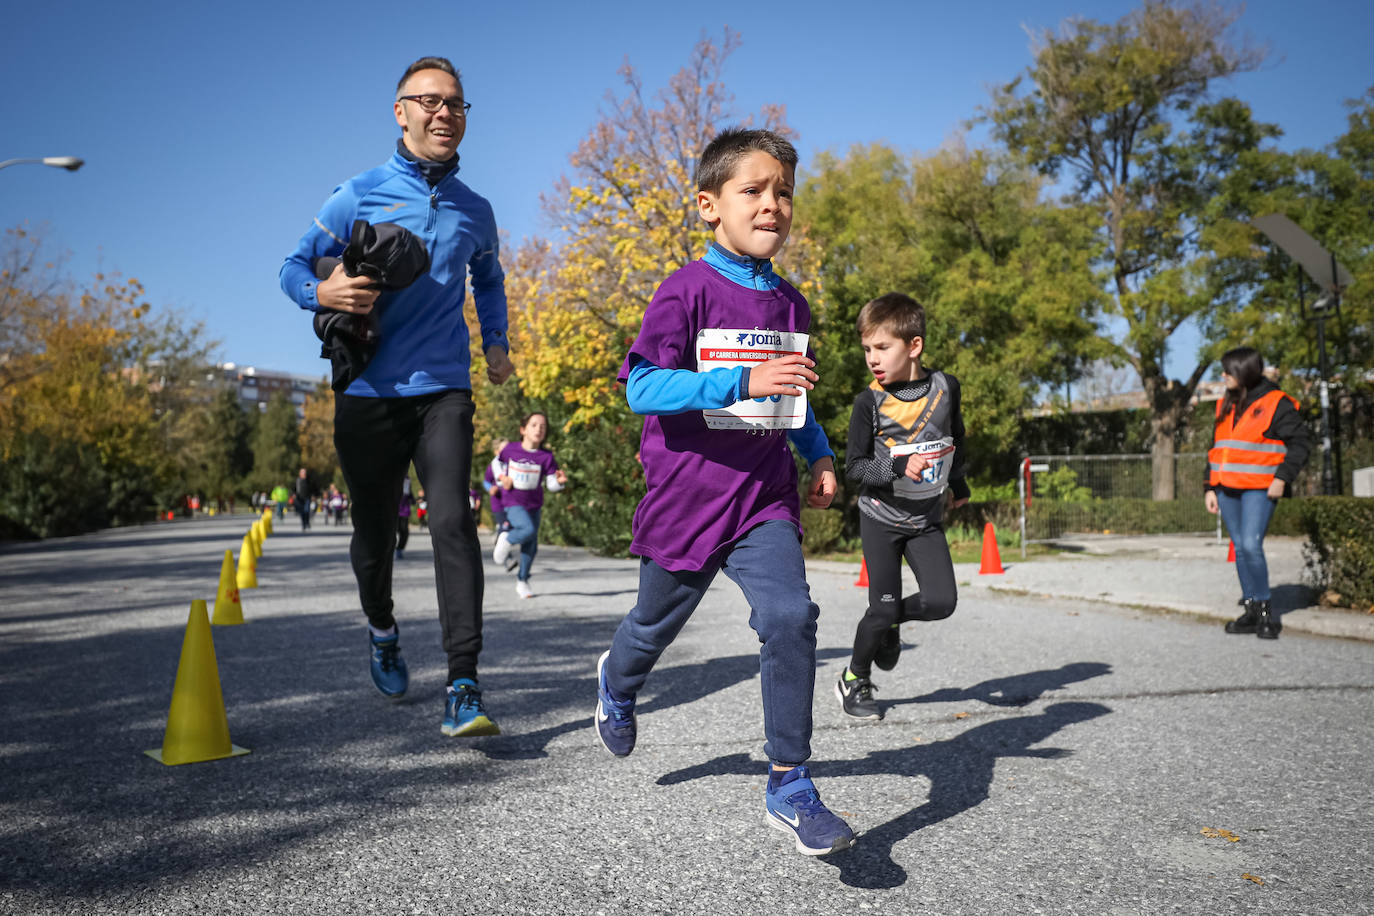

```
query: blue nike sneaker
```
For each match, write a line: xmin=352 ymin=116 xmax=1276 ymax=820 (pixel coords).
xmin=765 ymin=766 xmax=856 ymax=856
xmin=368 ymin=628 xmax=408 ymax=699
xmin=442 ymin=678 xmax=500 ymax=737
xmin=595 ymin=650 xmax=636 ymax=756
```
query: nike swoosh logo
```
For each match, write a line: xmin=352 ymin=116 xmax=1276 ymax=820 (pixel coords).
xmin=775 ymin=810 xmax=800 ymax=827
xmin=382 ymin=202 xmax=406 ymax=212
xmin=597 ymin=703 xmax=609 ymax=723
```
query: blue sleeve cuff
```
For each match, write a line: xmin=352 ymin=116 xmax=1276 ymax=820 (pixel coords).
xmin=482 ymin=328 xmax=509 ymax=352
xmin=788 ymin=404 xmax=834 ymax=466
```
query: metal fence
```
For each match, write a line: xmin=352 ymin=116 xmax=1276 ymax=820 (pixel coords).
xmin=1017 ymin=453 xmax=1221 ymax=556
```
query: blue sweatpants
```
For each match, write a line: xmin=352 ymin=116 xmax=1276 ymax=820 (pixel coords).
xmin=603 ymin=519 xmax=819 ymax=766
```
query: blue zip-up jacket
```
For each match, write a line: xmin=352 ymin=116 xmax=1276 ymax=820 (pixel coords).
xmin=280 ymin=151 xmax=508 ymax=397
xmin=625 ymin=243 xmax=833 ymax=466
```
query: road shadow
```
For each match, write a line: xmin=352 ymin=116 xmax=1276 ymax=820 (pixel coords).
xmin=656 ymin=699 xmax=1112 ymax=889
xmin=479 ymin=645 xmax=849 ymax=760
xmin=1271 ymin=582 xmax=1315 ymax=617
xmin=890 ymin=661 xmax=1113 ymax=709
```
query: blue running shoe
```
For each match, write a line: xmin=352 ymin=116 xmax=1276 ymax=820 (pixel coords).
xmin=595 ymin=650 xmax=636 ymax=756
xmin=765 ymin=766 xmax=856 ymax=856
xmin=368 ymin=629 xmax=408 ymax=699
xmin=442 ymin=678 xmax=500 ymax=736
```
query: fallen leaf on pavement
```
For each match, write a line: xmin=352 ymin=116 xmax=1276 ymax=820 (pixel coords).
xmin=1201 ymin=827 xmax=1240 ymax=842
xmin=954 ymin=711 xmax=969 ymax=719
xmin=1241 ymin=873 xmax=1265 ymax=886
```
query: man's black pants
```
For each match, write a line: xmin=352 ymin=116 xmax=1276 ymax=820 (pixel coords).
xmin=334 ymin=389 xmax=483 ymax=683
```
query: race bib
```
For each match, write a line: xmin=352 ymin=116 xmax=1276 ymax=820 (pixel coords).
xmin=890 ymin=437 xmax=955 ymax=499
xmin=507 ymin=459 xmax=542 ymax=491
xmin=696 ymin=328 xmax=809 ymax=430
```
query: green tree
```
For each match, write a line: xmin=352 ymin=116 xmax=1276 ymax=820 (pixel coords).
xmin=801 ymin=142 xmax=1106 ymax=481
xmin=1207 ymin=88 xmax=1373 ymax=378
xmin=299 ymin=380 xmax=340 ymax=486
xmin=250 ymin=392 xmax=300 ymax=492
xmin=177 ymin=387 xmax=253 ymax=505
xmin=984 ymin=0 xmax=1266 ymax=498
xmin=0 ymin=229 xmax=215 ymax=533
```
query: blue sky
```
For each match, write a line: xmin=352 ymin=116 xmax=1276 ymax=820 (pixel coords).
xmin=2 ymin=0 xmax=1370 ymax=382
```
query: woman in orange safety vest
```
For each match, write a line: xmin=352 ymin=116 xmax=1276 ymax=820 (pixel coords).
xmin=1204 ymin=347 xmax=1310 ymax=640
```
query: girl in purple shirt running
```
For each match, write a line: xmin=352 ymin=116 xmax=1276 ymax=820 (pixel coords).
xmin=491 ymin=413 xmax=566 ymax=598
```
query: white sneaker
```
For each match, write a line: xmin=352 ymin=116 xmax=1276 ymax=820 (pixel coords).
xmin=492 ymin=531 xmax=512 ymax=565
xmin=515 ymin=579 xmax=533 ymax=599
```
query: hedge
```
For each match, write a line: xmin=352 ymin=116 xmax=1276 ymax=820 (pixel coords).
xmin=1298 ymin=497 xmax=1374 ymax=611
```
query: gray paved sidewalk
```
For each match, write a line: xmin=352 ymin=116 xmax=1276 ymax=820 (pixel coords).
xmin=1 ymin=516 xmax=1372 ymax=915
xmin=929 ymin=533 xmax=1374 ymax=643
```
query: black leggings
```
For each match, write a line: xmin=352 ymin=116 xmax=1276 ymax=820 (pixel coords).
xmin=850 ymin=512 xmax=958 ymax=678
xmin=334 ymin=389 xmax=483 ymax=682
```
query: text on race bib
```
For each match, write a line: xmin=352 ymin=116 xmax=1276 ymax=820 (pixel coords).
xmin=696 ymin=328 xmax=810 ymax=430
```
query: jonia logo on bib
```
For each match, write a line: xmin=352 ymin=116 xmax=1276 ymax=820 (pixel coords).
xmin=736 ymin=331 xmax=783 ymax=347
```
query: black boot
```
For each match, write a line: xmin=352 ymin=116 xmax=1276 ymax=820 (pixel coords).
xmin=1225 ymin=599 xmax=1259 ymax=634
xmin=1255 ymin=600 xmax=1281 ymax=639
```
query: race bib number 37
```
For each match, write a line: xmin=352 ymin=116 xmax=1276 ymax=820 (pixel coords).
xmin=696 ymin=328 xmax=809 ymax=430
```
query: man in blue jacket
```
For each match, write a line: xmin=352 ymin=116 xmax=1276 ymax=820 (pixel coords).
xmin=280 ymin=56 xmax=512 ymax=737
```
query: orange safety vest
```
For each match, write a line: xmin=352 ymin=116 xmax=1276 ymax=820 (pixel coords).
xmin=1208 ymin=389 xmax=1298 ymax=490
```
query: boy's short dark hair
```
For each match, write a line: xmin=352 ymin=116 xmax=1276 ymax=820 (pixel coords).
xmin=396 ymin=56 xmax=461 ymax=96
xmin=857 ymin=292 xmax=926 ymax=342
xmin=695 ymin=127 xmax=798 ymax=194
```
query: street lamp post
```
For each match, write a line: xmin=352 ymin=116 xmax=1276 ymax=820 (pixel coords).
xmin=0 ymin=156 xmax=84 ymax=172
xmin=1251 ymin=213 xmax=1353 ymax=497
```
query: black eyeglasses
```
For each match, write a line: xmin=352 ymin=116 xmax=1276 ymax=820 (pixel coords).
xmin=398 ymin=94 xmax=471 ymax=116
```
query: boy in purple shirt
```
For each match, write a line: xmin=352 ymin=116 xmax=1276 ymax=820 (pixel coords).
xmin=594 ymin=128 xmax=855 ymax=856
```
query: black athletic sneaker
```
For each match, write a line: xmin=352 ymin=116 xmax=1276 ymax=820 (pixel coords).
xmin=835 ymin=669 xmax=881 ymax=720
xmin=874 ymin=626 xmax=901 ymax=671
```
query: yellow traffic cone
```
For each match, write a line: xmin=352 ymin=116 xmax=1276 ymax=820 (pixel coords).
xmin=211 ymin=549 xmax=244 ymax=625
xmin=262 ymin=512 xmax=273 ymax=536
xmin=236 ymin=535 xmax=258 ymax=589
xmin=144 ymin=600 xmax=250 ymax=765
xmin=249 ymin=522 xmax=263 ymax=558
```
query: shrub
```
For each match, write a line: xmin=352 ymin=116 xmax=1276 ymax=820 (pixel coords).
xmin=801 ymin=507 xmax=844 ymax=556
xmin=537 ymin=419 xmax=642 ymax=558
xmin=1299 ymin=497 xmax=1374 ymax=610
xmin=945 ymin=500 xmax=1022 ymax=540
xmin=0 ymin=434 xmax=111 ymax=538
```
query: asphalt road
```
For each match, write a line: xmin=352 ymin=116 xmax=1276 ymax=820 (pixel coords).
xmin=1 ymin=515 xmax=1371 ymax=915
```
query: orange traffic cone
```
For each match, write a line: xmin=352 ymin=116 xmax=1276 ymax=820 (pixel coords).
xmin=978 ymin=522 xmax=1005 ymax=575
xmin=144 ymin=599 xmax=250 ymax=765
xmin=855 ymin=558 xmax=868 ymax=587
xmin=1226 ymin=540 xmax=1236 ymax=563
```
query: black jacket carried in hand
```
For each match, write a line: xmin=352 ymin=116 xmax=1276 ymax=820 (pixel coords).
xmin=313 ymin=219 xmax=431 ymax=391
